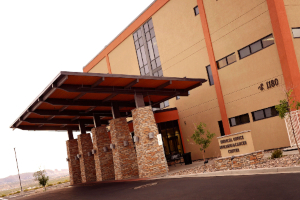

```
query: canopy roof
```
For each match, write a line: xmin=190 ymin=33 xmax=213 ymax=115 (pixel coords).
xmin=10 ymin=71 xmax=206 ymax=131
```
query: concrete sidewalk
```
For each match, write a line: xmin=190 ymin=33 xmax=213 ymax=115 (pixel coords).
xmin=155 ymin=166 xmax=300 ymax=180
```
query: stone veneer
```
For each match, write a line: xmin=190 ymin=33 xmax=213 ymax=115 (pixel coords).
xmin=214 ymin=150 xmax=264 ymax=171
xmin=109 ymin=118 xmax=139 ymax=180
xmin=132 ymin=106 xmax=168 ymax=178
xmin=91 ymin=127 xmax=115 ymax=181
xmin=77 ymin=133 xmax=97 ymax=183
xmin=66 ymin=139 xmax=82 ymax=185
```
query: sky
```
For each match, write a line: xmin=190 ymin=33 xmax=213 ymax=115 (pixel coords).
xmin=0 ymin=0 xmax=154 ymax=179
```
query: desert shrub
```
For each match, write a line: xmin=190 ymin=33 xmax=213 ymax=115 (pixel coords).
xmin=57 ymin=181 xmax=62 ymax=184
xmin=1 ymin=194 xmax=6 ymax=197
xmin=271 ymin=149 xmax=283 ymax=159
xmin=16 ymin=191 xmax=21 ymax=194
xmin=48 ymin=183 xmax=53 ymax=187
xmin=24 ymin=189 xmax=29 ymax=192
xmin=63 ymin=179 xmax=69 ymax=183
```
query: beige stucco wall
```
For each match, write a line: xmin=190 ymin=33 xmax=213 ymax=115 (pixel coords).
xmin=203 ymin=0 xmax=290 ymax=150
xmin=108 ymin=36 xmax=140 ymax=76
xmin=89 ymin=58 xmax=108 ymax=74
xmin=284 ymin=0 xmax=300 ymax=72
xmin=152 ymin=0 xmax=221 ymax=160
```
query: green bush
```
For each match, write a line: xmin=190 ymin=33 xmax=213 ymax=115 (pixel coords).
xmin=1 ymin=194 xmax=6 ymax=197
xmin=271 ymin=149 xmax=283 ymax=159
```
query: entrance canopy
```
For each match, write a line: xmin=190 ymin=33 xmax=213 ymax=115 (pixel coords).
xmin=10 ymin=71 xmax=206 ymax=132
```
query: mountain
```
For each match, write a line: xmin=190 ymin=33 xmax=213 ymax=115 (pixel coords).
xmin=0 ymin=169 xmax=69 ymax=191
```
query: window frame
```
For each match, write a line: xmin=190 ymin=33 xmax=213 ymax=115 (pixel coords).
xmin=238 ymin=34 xmax=275 ymax=60
xmin=229 ymin=113 xmax=250 ymax=127
xmin=216 ymin=52 xmax=237 ymax=69
xmin=194 ymin=6 xmax=199 ymax=16
xmin=206 ymin=65 xmax=214 ymax=86
xmin=292 ymin=27 xmax=300 ymax=38
xmin=251 ymin=106 xmax=279 ymax=122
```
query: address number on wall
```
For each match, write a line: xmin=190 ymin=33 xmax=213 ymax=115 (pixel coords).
xmin=258 ymin=78 xmax=279 ymax=91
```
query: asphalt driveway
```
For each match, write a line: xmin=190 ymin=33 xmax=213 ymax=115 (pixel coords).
xmin=13 ymin=173 xmax=300 ymax=200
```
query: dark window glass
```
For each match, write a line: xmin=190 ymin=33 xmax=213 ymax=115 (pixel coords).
xmin=229 ymin=114 xmax=250 ymax=127
xmin=147 ymin=40 xmax=155 ymax=60
xmin=138 ymin=37 xmax=144 ymax=46
xmin=156 ymin=57 xmax=161 ymax=67
xmin=137 ymin=29 xmax=142 ymax=38
xmin=136 ymin=49 xmax=143 ymax=68
xmin=140 ymin=46 xmax=148 ymax=66
xmin=292 ymin=28 xmax=300 ymax=38
xmin=148 ymin=19 xmax=153 ymax=29
xmin=134 ymin=41 xmax=139 ymax=49
xmin=194 ymin=6 xmax=199 ymax=16
xmin=217 ymin=58 xmax=227 ymax=69
xmin=239 ymin=46 xmax=251 ymax=58
xmin=250 ymin=41 xmax=262 ymax=53
xmin=158 ymin=69 xmax=163 ymax=77
xmin=218 ymin=121 xmax=225 ymax=136
xmin=145 ymin=65 xmax=149 ymax=74
xmin=262 ymin=35 xmax=274 ymax=48
xmin=152 ymin=37 xmax=159 ymax=58
xmin=150 ymin=29 xmax=155 ymax=39
xmin=151 ymin=60 xmax=157 ymax=70
xmin=227 ymin=53 xmax=236 ymax=65
xmin=133 ymin=33 xmax=138 ymax=41
xmin=253 ymin=110 xmax=264 ymax=121
xmin=143 ymin=23 xmax=149 ymax=33
xmin=206 ymin=65 xmax=214 ymax=86
xmin=140 ymin=67 xmax=145 ymax=75
xmin=146 ymin=32 xmax=151 ymax=41
xmin=252 ymin=106 xmax=278 ymax=121
xmin=164 ymin=100 xmax=169 ymax=107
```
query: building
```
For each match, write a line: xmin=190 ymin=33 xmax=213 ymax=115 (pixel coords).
xmin=82 ymin=0 xmax=300 ymax=161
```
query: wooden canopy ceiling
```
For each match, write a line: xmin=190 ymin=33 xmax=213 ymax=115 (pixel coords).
xmin=10 ymin=71 xmax=206 ymax=131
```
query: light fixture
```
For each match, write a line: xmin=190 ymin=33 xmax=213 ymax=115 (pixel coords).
xmin=92 ymin=149 xmax=97 ymax=154
xmin=77 ymin=154 xmax=81 ymax=159
xmin=133 ymin=136 xmax=139 ymax=143
xmin=149 ymin=132 xmax=154 ymax=139
xmin=103 ymin=147 xmax=108 ymax=152
xmin=110 ymin=144 xmax=115 ymax=149
xmin=124 ymin=141 xmax=129 ymax=147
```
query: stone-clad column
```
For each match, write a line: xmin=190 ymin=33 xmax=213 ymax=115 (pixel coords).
xmin=109 ymin=118 xmax=139 ymax=180
xmin=66 ymin=139 xmax=82 ymax=185
xmin=132 ymin=106 xmax=168 ymax=178
xmin=91 ymin=127 xmax=115 ymax=181
xmin=77 ymin=133 xmax=97 ymax=183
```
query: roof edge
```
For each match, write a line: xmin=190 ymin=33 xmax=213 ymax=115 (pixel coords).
xmin=83 ymin=0 xmax=170 ymax=73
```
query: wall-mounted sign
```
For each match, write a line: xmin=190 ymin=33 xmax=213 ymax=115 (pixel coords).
xmin=217 ymin=130 xmax=255 ymax=157
xmin=258 ymin=78 xmax=279 ymax=91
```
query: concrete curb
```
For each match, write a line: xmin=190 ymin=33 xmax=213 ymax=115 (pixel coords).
xmin=153 ymin=166 xmax=300 ymax=179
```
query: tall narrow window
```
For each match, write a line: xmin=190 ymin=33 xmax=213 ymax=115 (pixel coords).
xmin=133 ymin=18 xmax=168 ymax=108
xmin=194 ymin=6 xmax=199 ymax=16
xmin=206 ymin=65 xmax=214 ymax=86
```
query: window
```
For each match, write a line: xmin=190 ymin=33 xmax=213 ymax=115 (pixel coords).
xmin=133 ymin=18 xmax=163 ymax=77
xmin=160 ymin=100 xmax=169 ymax=108
xmin=206 ymin=65 xmax=214 ymax=86
xmin=252 ymin=106 xmax=278 ymax=121
xmin=218 ymin=121 xmax=225 ymax=136
xmin=176 ymin=96 xmax=180 ymax=100
xmin=292 ymin=28 xmax=300 ymax=38
xmin=229 ymin=114 xmax=250 ymax=127
xmin=216 ymin=53 xmax=236 ymax=69
xmin=238 ymin=34 xmax=275 ymax=59
xmin=194 ymin=6 xmax=199 ymax=16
